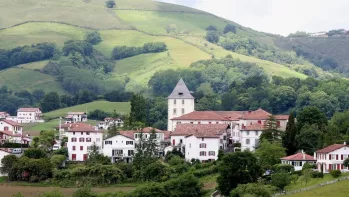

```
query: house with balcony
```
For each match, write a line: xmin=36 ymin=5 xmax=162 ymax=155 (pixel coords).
xmin=64 ymin=112 xmax=87 ymax=123
xmin=0 ymin=120 xmax=30 ymax=144
xmin=314 ymin=143 xmax=349 ymax=173
xmin=16 ymin=108 xmax=43 ymax=123
xmin=0 ymin=112 xmax=9 ymax=120
xmin=103 ymin=131 xmax=135 ymax=163
xmin=281 ymin=151 xmax=316 ymax=171
xmin=98 ymin=117 xmax=124 ymax=130
xmin=66 ymin=123 xmax=103 ymax=161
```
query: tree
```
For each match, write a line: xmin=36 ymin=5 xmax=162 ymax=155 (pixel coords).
xmin=32 ymin=136 xmax=40 ymax=148
xmin=143 ymin=161 xmax=171 ymax=182
xmin=206 ymin=31 xmax=220 ymax=43
xmin=282 ymin=112 xmax=298 ymax=155
xmin=295 ymin=124 xmax=322 ymax=154
xmin=230 ymin=183 xmax=273 ymax=197
xmin=260 ymin=115 xmax=281 ymax=143
xmin=129 ymin=93 xmax=146 ymax=127
xmin=271 ymin=172 xmax=291 ymax=191
xmin=107 ymin=110 xmax=120 ymax=137
xmin=255 ymin=140 xmax=286 ymax=170
xmin=105 ymin=0 xmax=116 ymax=8
xmin=39 ymin=130 xmax=56 ymax=151
xmin=0 ymin=154 xmax=18 ymax=174
xmin=300 ymin=168 xmax=312 ymax=185
xmin=133 ymin=130 xmax=158 ymax=170
xmin=297 ymin=106 xmax=328 ymax=130
xmin=224 ymin=24 xmax=236 ymax=34
xmin=23 ymin=148 xmax=47 ymax=159
xmin=206 ymin=25 xmax=217 ymax=31
xmin=344 ymin=157 xmax=349 ymax=167
xmin=50 ymin=154 xmax=66 ymax=169
xmin=85 ymin=31 xmax=102 ymax=45
xmin=217 ymin=152 xmax=262 ymax=196
xmin=40 ymin=92 xmax=60 ymax=112
xmin=86 ymin=143 xmax=111 ymax=165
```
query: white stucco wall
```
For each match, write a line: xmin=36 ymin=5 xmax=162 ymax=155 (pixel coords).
xmin=241 ymin=130 xmax=262 ymax=152
xmin=168 ymin=98 xmax=195 ymax=131
xmin=67 ymin=131 xmax=103 ymax=161
xmin=315 ymin=146 xmax=349 ymax=173
xmin=103 ymin=135 xmax=134 ymax=160
xmin=0 ymin=121 xmax=22 ymax=134
xmin=185 ymin=136 xmax=220 ymax=162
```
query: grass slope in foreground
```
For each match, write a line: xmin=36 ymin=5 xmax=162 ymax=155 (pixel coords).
xmin=286 ymin=179 xmax=349 ymax=197
xmin=43 ymin=101 xmax=130 ymax=119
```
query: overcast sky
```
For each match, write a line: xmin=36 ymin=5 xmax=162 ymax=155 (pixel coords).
xmin=157 ymin=0 xmax=349 ymax=36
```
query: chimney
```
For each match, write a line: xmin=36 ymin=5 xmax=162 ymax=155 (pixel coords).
xmin=344 ymin=142 xmax=347 ymax=145
xmin=302 ymin=150 xmax=305 ymax=160
xmin=248 ymin=111 xmax=251 ymax=114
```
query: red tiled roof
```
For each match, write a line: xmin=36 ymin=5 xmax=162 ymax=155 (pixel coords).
xmin=172 ymin=111 xmax=227 ymax=121
xmin=241 ymin=108 xmax=271 ymax=120
xmin=1 ymin=119 xmax=22 ymax=127
xmin=17 ymin=108 xmax=41 ymax=112
xmin=242 ymin=123 xmax=266 ymax=131
xmin=117 ymin=127 xmax=167 ymax=140
xmin=0 ymin=148 xmax=12 ymax=154
xmin=316 ymin=144 xmax=348 ymax=154
xmin=275 ymin=115 xmax=289 ymax=120
xmin=173 ymin=124 xmax=229 ymax=138
xmin=67 ymin=112 xmax=86 ymax=115
xmin=281 ymin=152 xmax=316 ymax=161
xmin=66 ymin=123 xmax=102 ymax=132
xmin=0 ymin=130 xmax=21 ymax=137
xmin=119 ymin=131 xmax=135 ymax=140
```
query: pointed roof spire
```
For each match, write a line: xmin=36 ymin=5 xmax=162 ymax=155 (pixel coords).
xmin=168 ymin=78 xmax=194 ymax=99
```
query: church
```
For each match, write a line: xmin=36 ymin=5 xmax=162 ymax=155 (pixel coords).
xmin=167 ymin=79 xmax=289 ymax=152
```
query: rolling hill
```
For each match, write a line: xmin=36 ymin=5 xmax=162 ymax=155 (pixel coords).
xmin=0 ymin=0 xmax=333 ymax=94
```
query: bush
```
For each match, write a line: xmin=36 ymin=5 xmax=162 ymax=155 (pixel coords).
xmin=112 ymin=42 xmax=167 ymax=60
xmin=206 ymin=25 xmax=217 ymax=31
xmin=193 ymin=165 xmax=218 ymax=178
xmin=330 ymin=170 xmax=341 ymax=178
xmin=224 ymin=24 xmax=236 ymax=34
xmin=105 ymin=0 xmax=116 ymax=8
xmin=72 ymin=187 xmax=97 ymax=197
xmin=273 ymin=164 xmax=294 ymax=173
xmin=311 ymin=171 xmax=324 ymax=178
xmin=23 ymin=148 xmax=47 ymax=159
xmin=85 ymin=31 xmax=102 ymax=45
xmin=205 ymin=31 xmax=220 ymax=43
xmin=302 ymin=163 xmax=316 ymax=170
xmin=143 ymin=161 xmax=172 ymax=182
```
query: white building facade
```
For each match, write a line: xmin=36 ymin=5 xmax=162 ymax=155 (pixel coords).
xmin=17 ymin=108 xmax=43 ymax=123
xmin=0 ymin=112 xmax=9 ymax=119
xmin=65 ymin=112 xmax=87 ymax=123
xmin=103 ymin=134 xmax=135 ymax=163
xmin=280 ymin=152 xmax=316 ymax=171
xmin=98 ymin=118 xmax=124 ymax=130
xmin=66 ymin=123 xmax=103 ymax=161
xmin=314 ymin=144 xmax=349 ymax=173
xmin=185 ymin=136 xmax=220 ymax=162
xmin=167 ymin=78 xmax=195 ymax=131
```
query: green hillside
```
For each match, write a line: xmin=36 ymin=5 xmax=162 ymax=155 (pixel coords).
xmin=0 ymin=0 xmax=327 ymax=94
xmin=43 ymin=100 xmax=130 ymax=119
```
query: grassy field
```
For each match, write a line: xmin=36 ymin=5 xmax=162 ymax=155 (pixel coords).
xmin=0 ymin=67 xmax=66 ymax=94
xmin=116 ymin=10 xmax=228 ymax=35
xmin=0 ymin=0 xmax=126 ymax=29
xmin=43 ymin=101 xmax=130 ymax=119
xmin=24 ymin=119 xmax=100 ymax=133
xmin=286 ymin=179 xmax=349 ymax=197
xmin=17 ymin=60 xmax=49 ymax=70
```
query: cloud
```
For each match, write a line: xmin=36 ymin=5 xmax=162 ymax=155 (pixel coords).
xmin=157 ymin=0 xmax=349 ymax=36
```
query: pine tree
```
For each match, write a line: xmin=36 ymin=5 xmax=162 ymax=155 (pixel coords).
xmin=129 ymin=93 xmax=146 ymax=127
xmin=107 ymin=110 xmax=119 ymax=137
xmin=261 ymin=115 xmax=281 ymax=143
xmin=282 ymin=112 xmax=298 ymax=155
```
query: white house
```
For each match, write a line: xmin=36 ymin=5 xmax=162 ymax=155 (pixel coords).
xmin=167 ymin=78 xmax=195 ymax=131
xmin=314 ymin=143 xmax=349 ymax=173
xmin=98 ymin=117 xmax=124 ymax=130
xmin=281 ymin=151 xmax=316 ymax=171
xmin=16 ymin=108 xmax=44 ymax=123
xmin=103 ymin=132 xmax=135 ymax=163
xmin=0 ymin=149 xmax=11 ymax=176
xmin=64 ymin=112 xmax=87 ymax=123
xmin=0 ymin=112 xmax=9 ymax=119
xmin=0 ymin=120 xmax=30 ymax=144
xmin=240 ymin=123 xmax=265 ymax=152
xmin=66 ymin=123 xmax=103 ymax=161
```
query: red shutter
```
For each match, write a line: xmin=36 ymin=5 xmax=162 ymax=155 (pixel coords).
xmin=337 ymin=164 xmax=340 ymax=170
xmin=329 ymin=164 xmax=332 ymax=170
xmin=329 ymin=155 xmax=331 ymax=160
xmin=80 ymin=146 xmax=83 ymax=151
xmin=258 ymin=120 xmax=261 ymax=124
xmin=72 ymin=154 xmax=76 ymax=161
xmin=83 ymin=154 xmax=88 ymax=161
xmin=172 ymin=139 xmax=175 ymax=146
xmin=73 ymin=146 xmax=75 ymax=151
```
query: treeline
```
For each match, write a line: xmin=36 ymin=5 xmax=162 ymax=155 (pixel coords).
xmin=148 ymin=57 xmax=349 ymax=117
xmin=0 ymin=86 xmax=132 ymax=114
xmin=0 ymin=42 xmax=56 ymax=70
xmin=112 ymin=42 xmax=167 ymax=60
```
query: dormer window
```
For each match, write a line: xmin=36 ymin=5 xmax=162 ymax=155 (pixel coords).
xmin=178 ymin=92 xmax=183 ymax=95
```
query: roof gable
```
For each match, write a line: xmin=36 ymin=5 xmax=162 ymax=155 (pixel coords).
xmin=168 ymin=78 xmax=194 ymax=99
xmin=17 ymin=108 xmax=41 ymax=112
xmin=173 ymin=124 xmax=229 ymax=138
xmin=0 ymin=120 xmax=22 ymax=127
xmin=281 ymin=152 xmax=316 ymax=161
xmin=316 ymin=144 xmax=348 ymax=154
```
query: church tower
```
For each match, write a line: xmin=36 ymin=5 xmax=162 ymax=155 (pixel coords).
xmin=168 ymin=78 xmax=195 ymax=131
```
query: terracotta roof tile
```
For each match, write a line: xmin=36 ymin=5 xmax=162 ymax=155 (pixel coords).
xmin=1 ymin=120 xmax=22 ymax=127
xmin=172 ymin=111 xmax=227 ymax=121
xmin=173 ymin=124 xmax=229 ymax=138
xmin=66 ymin=122 xmax=102 ymax=132
xmin=17 ymin=108 xmax=41 ymax=112
xmin=281 ymin=152 xmax=316 ymax=161
xmin=117 ymin=127 xmax=165 ymax=139
xmin=242 ymin=123 xmax=266 ymax=131
xmin=275 ymin=115 xmax=289 ymax=120
xmin=316 ymin=144 xmax=348 ymax=154
xmin=241 ymin=108 xmax=271 ymax=120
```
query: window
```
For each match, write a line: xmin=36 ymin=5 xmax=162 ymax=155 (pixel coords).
xmin=128 ymin=150 xmax=134 ymax=156
xmin=182 ymin=108 xmax=185 ymax=114
xmin=209 ymin=151 xmax=215 ymax=156
xmin=87 ymin=132 xmax=90 ymax=135
xmin=71 ymin=137 xmax=77 ymax=142
xmin=174 ymin=100 xmax=176 ymax=104
xmin=198 ymin=122 xmax=201 ymax=124
xmin=105 ymin=141 xmax=112 ymax=145
xmin=223 ymin=136 xmax=227 ymax=140
xmin=180 ymin=139 xmax=183 ymax=144
xmin=81 ymin=132 xmax=83 ymax=135
xmin=72 ymin=154 xmax=76 ymax=161
xmin=83 ymin=154 xmax=88 ymax=161
xmin=189 ymin=143 xmax=191 ymax=148
xmin=182 ymin=100 xmax=184 ymax=104
xmin=200 ymin=143 xmax=207 ymax=148
xmin=255 ymin=131 xmax=258 ymax=136
xmin=112 ymin=149 xmax=123 ymax=156
xmin=72 ymin=146 xmax=76 ymax=151
xmin=4 ymin=126 xmax=8 ymax=131
xmin=258 ymin=120 xmax=262 ymax=124
xmin=79 ymin=137 xmax=85 ymax=142
xmin=202 ymin=138 xmax=204 ymax=141
xmin=246 ymin=139 xmax=250 ymax=145
xmin=190 ymin=122 xmax=193 ymax=124
xmin=126 ymin=141 xmax=133 ymax=145
xmin=216 ymin=122 xmax=219 ymax=124
xmin=80 ymin=146 xmax=83 ymax=151
xmin=277 ymin=121 xmax=280 ymax=126
xmin=173 ymin=109 xmax=177 ymax=115
xmin=73 ymin=132 xmax=75 ymax=135
xmin=209 ymin=122 xmax=211 ymax=124
xmin=246 ymin=131 xmax=250 ymax=136
xmin=200 ymin=151 xmax=206 ymax=156
xmin=86 ymin=138 xmax=91 ymax=142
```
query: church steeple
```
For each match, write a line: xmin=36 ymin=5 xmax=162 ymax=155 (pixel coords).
xmin=168 ymin=78 xmax=194 ymax=99
xmin=167 ymin=78 xmax=195 ymax=131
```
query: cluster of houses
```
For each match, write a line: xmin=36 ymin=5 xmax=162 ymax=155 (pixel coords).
xmin=1 ymin=79 xmax=349 ymax=174
xmin=1 ymin=108 xmax=44 ymax=123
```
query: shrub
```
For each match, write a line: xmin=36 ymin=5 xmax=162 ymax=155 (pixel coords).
xmin=206 ymin=25 xmax=217 ymax=31
xmin=330 ymin=170 xmax=341 ymax=178
xmin=311 ymin=171 xmax=324 ymax=178
xmin=143 ymin=161 xmax=172 ymax=182
xmin=273 ymin=164 xmax=294 ymax=173
xmin=105 ymin=0 xmax=116 ymax=8
xmin=51 ymin=155 xmax=66 ymax=169
xmin=302 ymin=163 xmax=316 ymax=170
xmin=193 ymin=165 xmax=217 ymax=178
xmin=112 ymin=42 xmax=167 ymax=60
xmin=290 ymin=174 xmax=299 ymax=184
xmin=224 ymin=24 xmax=236 ymax=34
xmin=24 ymin=148 xmax=47 ymax=159
xmin=85 ymin=31 xmax=102 ymax=45
xmin=205 ymin=31 xmax=220 ymax=43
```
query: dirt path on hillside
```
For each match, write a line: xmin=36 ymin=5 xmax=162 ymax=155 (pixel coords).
xmin=0 ymin=185 xmax=135 ymax=197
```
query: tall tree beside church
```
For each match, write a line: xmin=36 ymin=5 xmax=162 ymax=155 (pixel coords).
xmin=282 ymin=112 xmax=298 ymax=155
xmin=260 ymin=115 xmax=281 ymax=143
xmin=129 ymin=93 xmax=146 ymax=127
xmin=108 ymin=110 xmax=120 ymax=137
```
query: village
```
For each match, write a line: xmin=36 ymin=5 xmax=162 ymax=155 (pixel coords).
xmin=0 ymin=79 xmax=348 ymax=177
